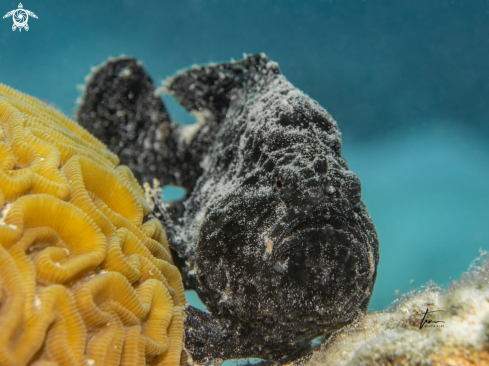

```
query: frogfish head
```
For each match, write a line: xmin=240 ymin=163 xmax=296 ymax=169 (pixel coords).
xmin=191 ymin=81 xmax=379 ymax=345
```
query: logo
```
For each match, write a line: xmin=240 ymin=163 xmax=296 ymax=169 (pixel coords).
xmin=3 ymin=3 xmax=37 ymax=32
xmin=418 ymin=308 xmax=445 ymax=329
xmin=410 ymin=304 xmax=446 ymax=329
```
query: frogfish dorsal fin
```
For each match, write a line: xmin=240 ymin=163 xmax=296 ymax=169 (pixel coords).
xmin=166 ymin=54 xmax=281 ymax=121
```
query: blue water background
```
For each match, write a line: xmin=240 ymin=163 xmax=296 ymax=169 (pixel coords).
xmin=1 ymin=0 xmax=489 ymax=312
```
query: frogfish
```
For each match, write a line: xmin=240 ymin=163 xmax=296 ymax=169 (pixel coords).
xmin=78 ymin=54 xmax=380 ymax=364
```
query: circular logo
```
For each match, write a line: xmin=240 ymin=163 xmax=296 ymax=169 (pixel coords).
xmin=12 ymin=9 xmax=28 ymax=28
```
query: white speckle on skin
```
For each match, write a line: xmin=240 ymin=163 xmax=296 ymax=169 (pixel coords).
xmin=179 ymin=109 xmax=213 ymax=146
xmin=266 ymin=61 xmax=279 ymax=70
xmin=119 ymin=67 xmax=132 ymax=77
xmin=272 ymin=258 xmax=289 ymax=273
xmin=200 ymin=154 xmax=211 ymax=170
xmin=265 ymin=239 xmax=274 ymax=256
xmin=150 ymin=110 xmax=159 ymax=123
xmin=201 ymin=178 xmax=214 ymax=196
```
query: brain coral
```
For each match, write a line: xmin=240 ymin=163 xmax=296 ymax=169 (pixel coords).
xmin=0 ymin=83 xmax=186 ymax=366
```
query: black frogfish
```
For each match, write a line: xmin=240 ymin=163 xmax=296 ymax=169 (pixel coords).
xmin=78 ymin=54 xmax=380 ymax=365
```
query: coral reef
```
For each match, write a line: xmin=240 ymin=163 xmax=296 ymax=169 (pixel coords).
xmin=78 ymin=55 xmax=379 ymax=364
xmin=0 ymin=83 xmax=186 ymax=366
xmin=307 ymin=252 xmax=489 ymax=366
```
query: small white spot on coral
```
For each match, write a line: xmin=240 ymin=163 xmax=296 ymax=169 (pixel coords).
xmin=34 ymin=296 xmax=41 ymax=310
xmin=87 ymin=359 xmax=95 ymax=366
xmin=0 ymin=203 xmax=11 ymax=223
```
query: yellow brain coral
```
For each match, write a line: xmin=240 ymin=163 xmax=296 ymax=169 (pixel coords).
xmin=0 ymin=84 xmax=186 ymax=366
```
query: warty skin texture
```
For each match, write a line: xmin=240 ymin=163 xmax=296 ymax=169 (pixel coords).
xmin=78 ymin=58 xmax=190 ymax=191
xmin=78 ymin=54 xmax=380 ymax=365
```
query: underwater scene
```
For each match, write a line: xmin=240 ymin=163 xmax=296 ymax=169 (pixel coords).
xmin=1 ymin=0 xmax=489 ymax=365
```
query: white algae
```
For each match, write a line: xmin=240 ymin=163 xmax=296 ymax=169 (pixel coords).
xmin=308 ymin=252 xmax=489 ymax=366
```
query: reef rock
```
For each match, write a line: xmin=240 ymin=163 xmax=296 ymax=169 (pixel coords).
xmin=308 ymin=252 xmax=489 ymax=366
xmin=78 ymin=54 xmax=380 ymax=364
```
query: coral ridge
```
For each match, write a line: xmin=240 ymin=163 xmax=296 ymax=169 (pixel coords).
xmin=0 ymin=83 xmax=186 ymax=366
